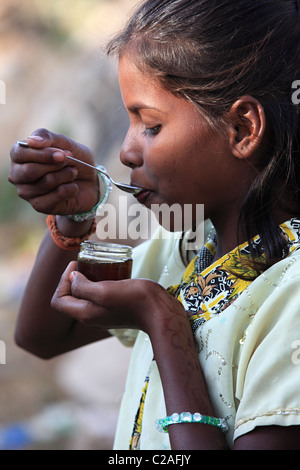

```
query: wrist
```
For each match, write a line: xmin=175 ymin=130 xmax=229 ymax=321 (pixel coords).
xmin=146 ymin=290 xmax=189 ymax=341
xmin=56 ymin=215 xmax=95 ymax=238
xmin=46 ymin=215 xmax=96 ymax=252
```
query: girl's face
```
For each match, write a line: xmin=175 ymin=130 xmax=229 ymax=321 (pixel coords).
xmin=118 ymin=54 xmax=241 ymax=222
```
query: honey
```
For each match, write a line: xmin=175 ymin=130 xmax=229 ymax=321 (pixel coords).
xmin=78 ymin=241 xmax=133 ymax=282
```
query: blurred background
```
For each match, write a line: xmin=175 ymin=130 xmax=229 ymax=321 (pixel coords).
xmin=0 ymin=0 xmax=138 ymax=450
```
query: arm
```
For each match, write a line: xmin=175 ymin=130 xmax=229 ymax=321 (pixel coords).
xmin=51 ymin=266 xmax=300 ymax=450
xmin=15 ymin=219 xmax=110 ymax=359
xmin=149 ymin=294 xmax=228 ymax=450
xmin=9 ymin=130 xmax=110 ymax=359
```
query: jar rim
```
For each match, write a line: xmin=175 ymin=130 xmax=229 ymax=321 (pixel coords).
xmin=80 ymin=240 xmax=132 ymax=253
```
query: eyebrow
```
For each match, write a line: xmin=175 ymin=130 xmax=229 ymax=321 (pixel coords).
xmin=127 ymin=103 xmax=165 ymax=115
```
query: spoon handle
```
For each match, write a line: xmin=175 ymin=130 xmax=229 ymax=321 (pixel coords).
xmin=66 ymin=155 xmax=110 ymax=179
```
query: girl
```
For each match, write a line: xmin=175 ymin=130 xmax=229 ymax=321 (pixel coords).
xmin=9 ymin=0 xmax=300 ymax=450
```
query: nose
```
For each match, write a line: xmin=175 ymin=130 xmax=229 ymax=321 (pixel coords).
xmin=120 ymin=128 xmax=143 ymax=169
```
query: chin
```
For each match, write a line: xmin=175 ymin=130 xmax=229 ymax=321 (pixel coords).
xmin=151 ymin=203 xmax=200 ymax=234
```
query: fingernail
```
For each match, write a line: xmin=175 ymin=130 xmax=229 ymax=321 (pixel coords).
xmin=27 ymin=135 xmax=44 ymax=141
xmin=53 ymin=151 xmax=66 ymax=162
xmin=70 ymin=271 xmax=77 ymax=283
xmin=71 ymin=167 xmax=78 ymax=178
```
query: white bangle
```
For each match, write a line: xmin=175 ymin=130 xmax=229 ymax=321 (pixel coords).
xmin=155 ymin=412 xmax=229 ymax=434
xmin=68 ymin=165 xmax=112 ymax=222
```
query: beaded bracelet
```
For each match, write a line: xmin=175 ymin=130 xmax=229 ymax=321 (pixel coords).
xmin=46 ymin=214 xmax=97 ymax=251
xmin=68 ymin=165 xmax=112 ymax=222
xmin=155 ymin=412 xmax=229 ymax=434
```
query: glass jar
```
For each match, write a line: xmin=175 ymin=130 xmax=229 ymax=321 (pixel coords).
xmin=77 ymin=241 xmax=133 ymax=282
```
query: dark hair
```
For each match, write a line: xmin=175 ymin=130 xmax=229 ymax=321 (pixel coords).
xmin=107 ymin=0 xmax=300 ymax=271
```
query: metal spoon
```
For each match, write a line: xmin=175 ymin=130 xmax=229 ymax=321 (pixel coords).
xmin=16 ymin=141 xmax=142 ymax=195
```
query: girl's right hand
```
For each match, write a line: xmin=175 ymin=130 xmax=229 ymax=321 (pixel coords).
xmin=8 ymin=128 xmax=100 ymax=217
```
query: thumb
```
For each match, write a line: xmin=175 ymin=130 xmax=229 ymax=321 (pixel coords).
xmin=28 ymin=128 xmax=75 ymax=153
xmin=69 ymin=270 xmax=96 ymax=299
xmin=52 ymin=261 xmax=78 ymax=301
xmin=27 ymin=128 xmax=56 ymax=149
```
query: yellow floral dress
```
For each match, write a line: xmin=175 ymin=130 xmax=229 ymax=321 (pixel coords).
xmin=169 ymin=234 xmax=266 ymax=333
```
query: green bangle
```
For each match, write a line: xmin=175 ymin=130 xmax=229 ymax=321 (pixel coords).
xmin=155 ymin=412 xmax=228 ymax=434
xmin=68 ymin=165 xmax=112 ymax=222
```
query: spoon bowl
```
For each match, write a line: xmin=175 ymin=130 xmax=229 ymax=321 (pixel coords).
xmin=65 ymin=155 xmax=142 ymax=195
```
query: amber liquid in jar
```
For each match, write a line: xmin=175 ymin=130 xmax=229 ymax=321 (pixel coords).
xmin=77 ymin=241 xmax=133 ymax=282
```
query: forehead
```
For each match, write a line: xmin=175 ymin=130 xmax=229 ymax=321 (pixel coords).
xmin=118 ymin=54 xmax=195 ymax=117
xmin=119 ymin=55 xmax=164 ymax=99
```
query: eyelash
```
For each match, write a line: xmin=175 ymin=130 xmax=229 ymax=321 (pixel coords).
xmin=142 ymin=125 xmax=161 ymax=137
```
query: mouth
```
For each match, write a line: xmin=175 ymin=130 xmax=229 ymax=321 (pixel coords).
xmin=133 ymin=188 xmax=152 ymax=204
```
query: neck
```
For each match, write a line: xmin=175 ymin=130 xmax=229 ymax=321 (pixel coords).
xmin=211 ymin=205 xmax=297 ymax=264
xmin=211 ymin=214 xmax=243 ymax=263
xmin=206 ymin=194 xmax=245 ymax=262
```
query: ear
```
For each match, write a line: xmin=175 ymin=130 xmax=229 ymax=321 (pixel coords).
xmin=228 ymin=95 xmax=266 ymax=159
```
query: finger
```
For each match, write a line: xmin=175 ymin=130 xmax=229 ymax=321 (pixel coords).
xmin=27 ymin=128 xmax=73 ymax=151
xmin=29 ymin=128 xmax=85 ymax=156
xmin=52 ymin=294 xmax=102 ymax=325
xmin=51 ymin=262 xmax=101 ymax=322
xmin=55 ymin=261 xmax=78 ymax=298
xmin=70 ymin=271 xmax=118 ymax=304
xmin=9 ymin=157 xmax=77 ymax=185
xmin=28 ymin=129 xmax=55 ymax=148
xmin=51 ymin=262 xmax=86 ymax=312
xmin=11 ymin=143 xmax=67 ymax=166
xmin=13 ymin=129 xmax=96 ymax=184
xmin=37 ymin=130 xmax=96 ymax=169
xmin=11 ymin=143 xmax=95 ymax=184
xmin=15 ymin=128 xmax=95 ymax=167
xmin=67 ymin=276 xmax=161 ymax=330
xmin=69 ymin=273 xmax=142 ymax=316
xmin=15 ymin=166 xmax=78 ymax=200
xmin=27 ymin=181 xmax=79 ymax=214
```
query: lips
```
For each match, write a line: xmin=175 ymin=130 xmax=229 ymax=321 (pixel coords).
xmin=130 ymin=176 xmax=153 ymax=205
xmin=134 ymin=189 xmax=152 ymax=205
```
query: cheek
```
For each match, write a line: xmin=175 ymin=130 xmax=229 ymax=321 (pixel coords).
xmin=155 ymin=142 xmax=200 ymax=193
xmin=143 ymin=139 xmax=174 ymax=178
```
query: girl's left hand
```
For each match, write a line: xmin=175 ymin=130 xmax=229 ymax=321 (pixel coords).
xmin=51 ymin=261 xmax=185 ymax=335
